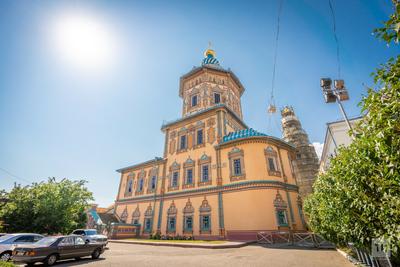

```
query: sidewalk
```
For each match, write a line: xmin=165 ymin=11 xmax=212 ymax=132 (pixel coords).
xmin=109 ymin=239 xmax=254 ymax=249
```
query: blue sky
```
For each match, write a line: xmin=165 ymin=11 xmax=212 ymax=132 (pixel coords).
xmin=0 ymin=0 xmax=398 ymax=206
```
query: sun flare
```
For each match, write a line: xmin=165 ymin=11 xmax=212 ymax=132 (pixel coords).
xmin=50 ymin=11 xmax=118 ymax=73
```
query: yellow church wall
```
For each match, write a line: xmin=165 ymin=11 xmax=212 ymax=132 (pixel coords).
xmin=117 ymin=162 xmax=165 ymax=201
xmin=161 ymin=194 xmax=219 ymax=237
xmin=219 ymin=141 xmax=290 ymax=185
xmin=223 ymin=189 xmax=278 ymax=231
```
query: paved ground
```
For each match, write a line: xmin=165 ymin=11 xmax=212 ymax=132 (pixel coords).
xmin=20 ymin=242 xmax=354 ymax=267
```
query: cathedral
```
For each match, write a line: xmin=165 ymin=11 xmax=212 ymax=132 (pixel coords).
xmin=113 ymin=48 xmax=317 ymax=240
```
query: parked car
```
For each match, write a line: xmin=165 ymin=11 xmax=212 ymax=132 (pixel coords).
xmin=71 ymin=229 xmax=108 ymax=244
xmin=12 ymin=234 xmax=106 ymax=266
xmin=0 ymin=233 xmax=44 ymax=261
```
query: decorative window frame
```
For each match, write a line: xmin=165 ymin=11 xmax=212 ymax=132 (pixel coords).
xmin=187 ymin=89 xmax=200 ymax=112
xmin=147 ymin=167 xmax=158 ymax=194
xmin=182 ymin=199 xmax=194 ymax=234
xmin=124 ymin=172 xmax=135 ymax=197
xmin=193 ymin=121 xmax=206 ymax=149
xmin=131 ymin=205 xmax=140 ymax=225
xmin=168 ymin=161 xmax=180 ymax=191
xmin=273 ymin=191 xmax=289 ymax=227
xmin=120 ymin=206 xmax=128 ymax=223
xmin=228 ymin=147 xmax=246 ymax=181
xmin=183 ymin=158 xmax=195 ymax=189
xmin=143 ymin=204 xmax=154 ymax=233
xmin=198 ymin=154 xmax=212 ymax=186
xmin=177 ymin=128 xmax=188 ymax=153
xmin=264 ymin=146 xmax=281 ymax=177
xmin=135 ymin=169 xmax=146 ymax=196
xmin=166 ymin=201 xmax=177 ymax=234
xmin=212 ymin=86 xmax=224 ymax=105
xmin=199 ymin=197 xmax=212 ymax=234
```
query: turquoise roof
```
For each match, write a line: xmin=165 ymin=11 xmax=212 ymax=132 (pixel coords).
xmin=222 ymin=128 xmax=267 ymax=143
xmin=89 ymin=210 xmax=102 ymax=224
xmin=202 ymin=54 xmax=220 ymax=66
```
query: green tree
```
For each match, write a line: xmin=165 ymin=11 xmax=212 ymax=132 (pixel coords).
xmin=0 ymin=178 xmax=93 ymax=234
xmin=304 ymin=0 xmax=400 ymax=259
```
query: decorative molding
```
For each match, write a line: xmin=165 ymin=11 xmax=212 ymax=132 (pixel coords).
xmin=273 ymin=190 xmax=287 ymax=210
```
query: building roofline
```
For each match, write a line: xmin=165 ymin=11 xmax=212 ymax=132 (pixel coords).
xmin=161 ymin=104 xmax=247 ymax=130
xmin=326 ymin=116 xmax=363 ymax=126
xmin=179 ymin=65 xmax=245 ymax=97
xmin=216 ymin=135 xmax=295 ymax=151
xmin=116 ymin=157 xmax=165 ymax=173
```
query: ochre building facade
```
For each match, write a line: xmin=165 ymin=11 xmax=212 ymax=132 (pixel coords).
xmin=114 ymin=49 xmax=307 ymax=240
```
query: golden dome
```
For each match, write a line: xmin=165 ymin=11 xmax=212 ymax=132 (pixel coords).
xmin=204 ymin=48 xmax=216 ymax=58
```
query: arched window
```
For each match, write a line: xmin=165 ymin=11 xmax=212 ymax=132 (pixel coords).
xmin=228 ymin=147 xmax=245 ymax=181
xmin=265 ymin=146 xmax=281 ymax=177
xmin=274 ymin=191 xmax=288 ymax=227
xmin=124 ymin=172 xmax=134 ymax=197
xmin=131 ymin=205 xmax=140 ymax=225
xmin=199 ymin=197 xmax=211 ymax=234
xmin=143 ymin=204 xmax=153 ymax=233
xmin=167 ymin=201 xmax=177 ymax=233
xmin=183 ymin=199 xmax=194 ymax=234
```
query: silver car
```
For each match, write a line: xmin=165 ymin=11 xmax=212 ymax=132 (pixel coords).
xmin=0 ymin=233 xmax=44 ymax=261
xmin=71 ymin=229 xmax=108 ymax=244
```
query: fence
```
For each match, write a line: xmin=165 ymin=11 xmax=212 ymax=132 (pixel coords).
xmin=256 ymin=231 xmax=334 ymax=248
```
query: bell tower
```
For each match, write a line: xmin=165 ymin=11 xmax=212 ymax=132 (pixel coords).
xmin=281 ymin=106 xmax=319 ymax=197
xmin=178 ymin=47 xmax=245 ymax=119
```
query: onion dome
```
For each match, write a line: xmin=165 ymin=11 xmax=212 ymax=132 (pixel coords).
xmin=202 ymin=48 xmax=220 ymax=66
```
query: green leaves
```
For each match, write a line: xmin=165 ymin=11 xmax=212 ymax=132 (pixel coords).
xmin=0 ymin=178 xmax=93 ymax=235
xmin=304 ymin=2 xmax=400 ymax=258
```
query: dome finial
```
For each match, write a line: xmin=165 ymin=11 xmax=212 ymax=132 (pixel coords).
xmin=202 ymin=41 xmax=219 ymax=66
xmin=204 ymin=41 xmax=216 ymax=58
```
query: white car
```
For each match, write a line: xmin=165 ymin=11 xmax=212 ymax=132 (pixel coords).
xmin=0 ymin=233 xmax=44 ymax=261
xmin=71 ymin=229 xmax=108 ymax=244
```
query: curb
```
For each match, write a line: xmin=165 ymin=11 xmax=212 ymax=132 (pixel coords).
xmin=336 ymin=248 xmax=364 ymax=266
xmin=109 ymin=240 xmax=255 ymax=249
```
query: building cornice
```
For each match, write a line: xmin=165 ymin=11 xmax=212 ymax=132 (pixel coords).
xmin=216 ymin=136 xmax=295 ymax=152
xmin=161 ymin=104 xmax=247 ymax=131
xmin=115 ymin=180 xmax=298 ymax=204
xmin=116 ymin=157 xmax=166 ymax=173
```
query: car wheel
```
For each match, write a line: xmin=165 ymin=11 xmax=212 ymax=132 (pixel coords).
xmin=91 ymin=248 xmax=101 ymax=259
xmin=44 ymin=254 xmax=58 ymax=266
xmin=0 ymin=251 xmax=11 ymax=261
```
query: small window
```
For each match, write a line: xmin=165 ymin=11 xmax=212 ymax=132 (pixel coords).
xmin=214 ymin=93 xmax=221 ymax=104
xmin=180 ymin=135 xmax=187 ymax=150
xmin=75 ymin=237 xmax=85 ymax=245
xmin=145 ymin=218 xmax=152 ymax=231
xmin=197 ymin=129 xmax=203 ymax=145
xmin=138 ymin=178 xmax=144 ymax=192
xmin=172 ymin=172 xmax=179 ymax=187
xmin=201 ymin=215 xmax=210 ymax=230
xmin=59 ymin=237 xmax=74 ymax=246
xmin=151 ymin=176 xmax=157 ymax=190
xmin=15 ymin=236 xmax=35 ymax=243
xmin=268 ymin=158 xmax=276 ymax=172
xmin=191 ymin=95 xmax=198 ymax=107
xmin=277 ymin=210 xmax=288 ymax=226
xmin=134 ymin=219 xmax=139 ymax=225
xmin=186 ymin=169 xmax=193 ymax=184
xmin=202 ymin=165 xmax=209 ymax=182
xmin=233 ymin=159 xmax=242 ymax=175
xmin=127 ymin=180 xmax=133 ymax=193
xmin=185 ymin=216 xmax=193 ymax=231
xmin=168 ymin=217 xmax=176 ymax=231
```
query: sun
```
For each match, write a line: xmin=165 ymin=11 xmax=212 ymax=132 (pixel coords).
xmin=50 ymin=11 xmax=118 ymax=73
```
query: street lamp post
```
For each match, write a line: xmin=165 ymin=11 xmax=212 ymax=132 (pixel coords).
xmin=320 ymin=78 xmax=354 ymax=137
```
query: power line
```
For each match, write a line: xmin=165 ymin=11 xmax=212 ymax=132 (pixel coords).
xmin=328 ymin=0 xmax=341 ymax=78
xmin=0 ymin=167 xmax=32 ymax=184
xmin=270 ymin=0 xmax=284 ymax=101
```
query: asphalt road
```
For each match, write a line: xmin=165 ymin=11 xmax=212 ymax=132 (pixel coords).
xmin=17 ymin=242 xmax=354 ymax=267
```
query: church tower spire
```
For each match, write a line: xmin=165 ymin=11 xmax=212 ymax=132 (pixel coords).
xmin=281 ymin=106 xmax=319 ymax=197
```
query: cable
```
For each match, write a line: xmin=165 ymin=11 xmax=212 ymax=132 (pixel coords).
xmin=328 ymin=0 xmax=341 ymax=78
xmin=0 ymin=167 xmax=32 ymax=184
xmin=270 ymin=0 xmax=284 ymax=102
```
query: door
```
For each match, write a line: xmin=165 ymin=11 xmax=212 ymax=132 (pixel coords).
xmin=74 ymin=236 xmax=92 ymax=257
xmin=58 ymin=236 xmax=76 ymax=259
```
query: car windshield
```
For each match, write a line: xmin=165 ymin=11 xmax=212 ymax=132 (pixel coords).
xmin=35 ymin=237 xmax=58 ymax=246
xmin=85 ymin=230 xmax=97 ymax=235
xmin=0 ymin=234 xmax=14 ymax=243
